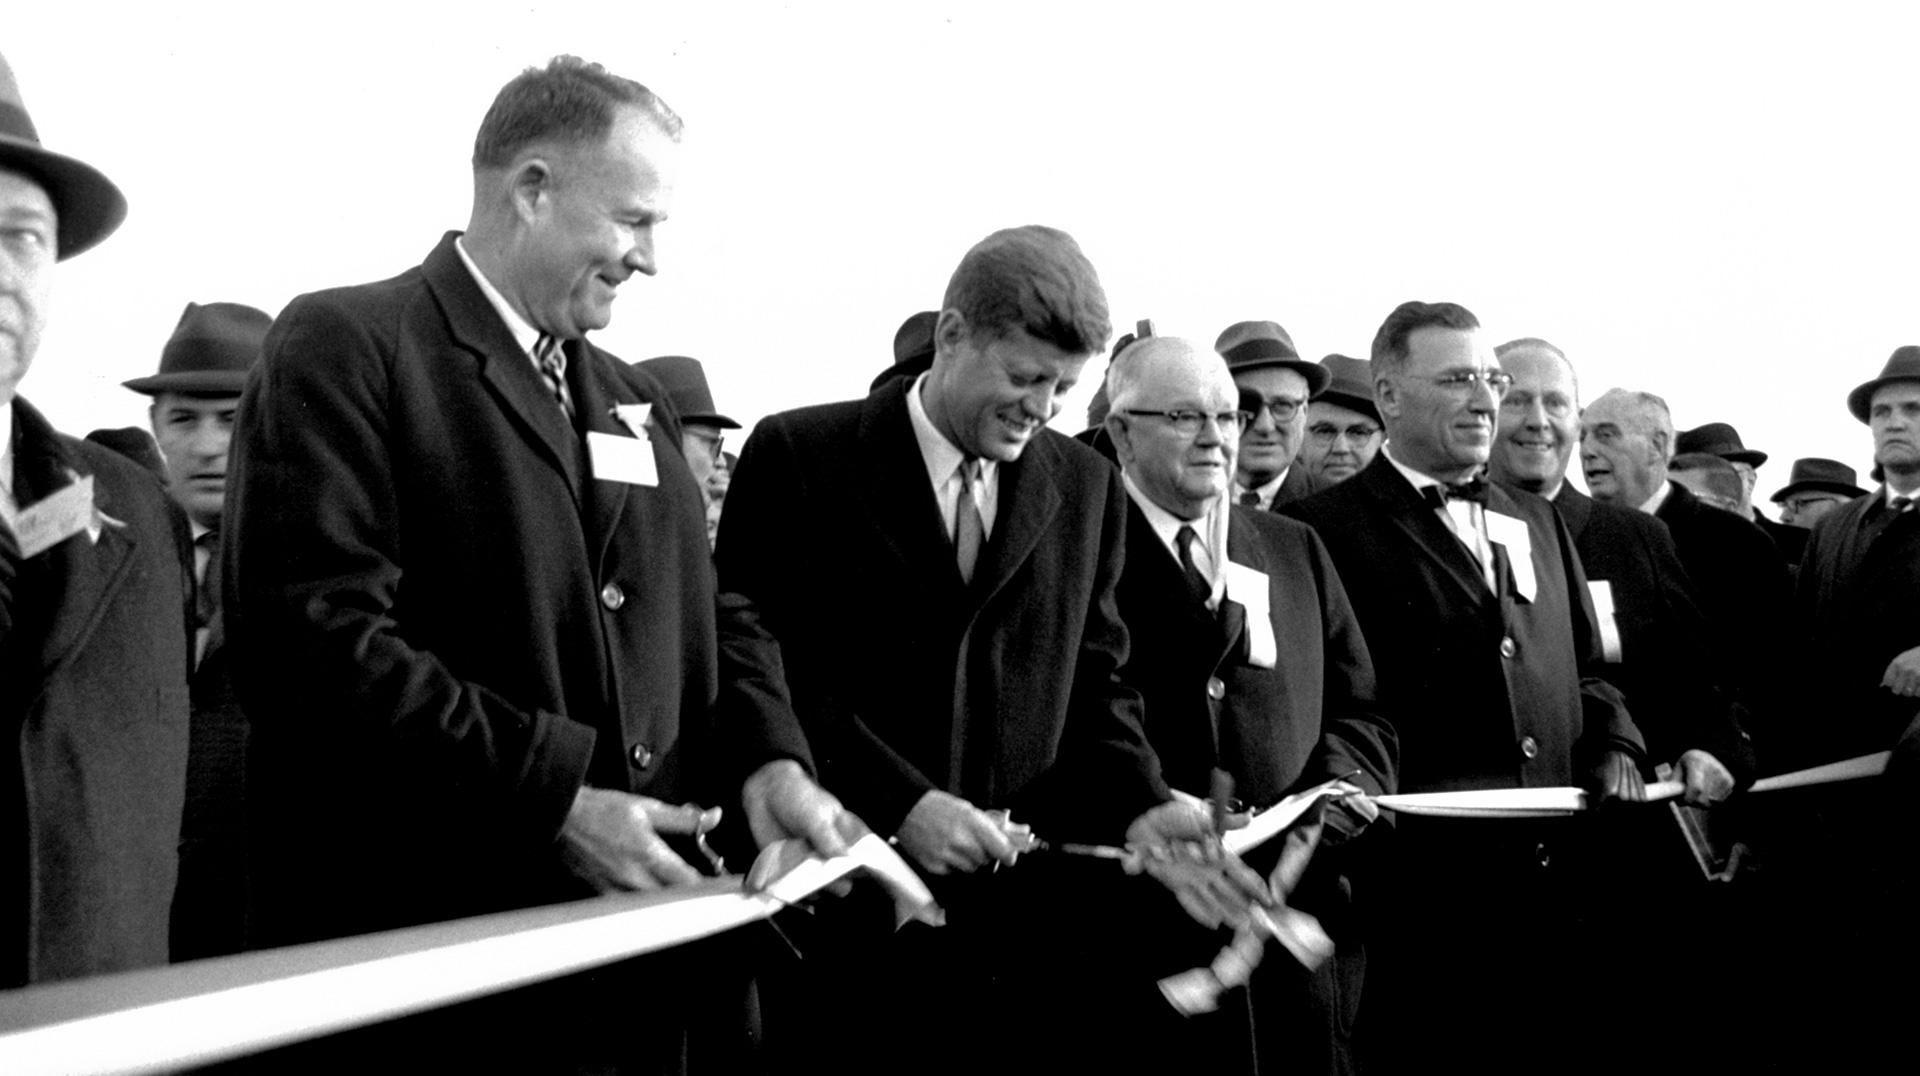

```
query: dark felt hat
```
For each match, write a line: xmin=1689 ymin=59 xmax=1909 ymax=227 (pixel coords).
xmin=1770 ymin=457 xmax=1867 ymax=503
xmin=1675 ymin=422 xmax=1767 ymax=468
xmin=1314 ymin=353 xmax=1378 ymax=423
xmin=869 ymin=310 xmax=940 ymax=391
xmin=1847 ymin=345 xmax=1920 ymax=423
xmin=636 ymin=355 xmax=738 ymax=429
xmin=1214 ymin=320 xmax=1332 ymax=397
xmin=0 ymin=54 xmax=126 ymax=260
xmin=123 ymin=301 xmax=272 ymax=395
xmin=84 ymin=426 xmax=167 ymax=481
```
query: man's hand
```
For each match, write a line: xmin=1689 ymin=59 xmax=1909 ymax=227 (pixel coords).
xmin=1587 ymin=750 xmax=1647 ymax=804
xmin=1883 ymin=646 xmax=1920 ymax=698
xmin=1676 ymin=748 xmax=1736 ymax=807
xmin=558 ymin=787 xmax=714 ymax=892
xmin=1322 ymin=780 xmax=1380 ymax=843
xmin=741 ymin=759 xmax=866 ymax=857
xmin=894 ymin=790 xmax=1016 ymax=875
xmin=1126 ymin=800 xmax=1271 ymax=930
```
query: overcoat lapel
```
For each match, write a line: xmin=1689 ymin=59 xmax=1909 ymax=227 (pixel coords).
xmin=569 ymin=344 xmax=637 ymax=566
xmin=857 ymin=382 xmax=959 ymax=595
xmin=1358 ymin=458 xmax=1495 ymax=611
xmin=972 ymin=437 xmax=1062 ymax=609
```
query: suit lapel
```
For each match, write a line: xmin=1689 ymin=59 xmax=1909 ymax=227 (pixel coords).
xmin=1552 ymin=485 xmax=1593 ymax=542
xmin=857 ymin=381 xmax=960 ymax=594
xmin=972 ymin=436 xmax=1062 ymax=607
xmin=570 ymin=343 xmax=643 ymax=565
xmin=1358 ymin=457 xmax=1494 ymax=610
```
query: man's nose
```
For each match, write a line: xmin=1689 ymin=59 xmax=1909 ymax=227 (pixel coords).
xmin=193 ymin=418 xmax=231 ymax=460
xmin=625 ymin=229 xmax=657 ymax=277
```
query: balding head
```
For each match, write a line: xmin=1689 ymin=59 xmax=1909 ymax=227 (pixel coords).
xmin=1491 ymin=338 xmax=1580 ymax=497
xmin=1581 ymin=388 xmax=1675 ymax=509
xmin=1106 ymin=337 xmax=1242 ymax=519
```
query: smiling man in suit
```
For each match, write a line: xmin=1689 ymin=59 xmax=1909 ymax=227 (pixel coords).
xmin=1281 ymin=301 xmax=1645 ymax=1073
xmin=226 ymin=55 xmax=855 ymax=1070
xmin=718 ymin=226 xmax=1257 ymax=1073
xmin=1106 ymin=336 xmax=1394 ymax=1074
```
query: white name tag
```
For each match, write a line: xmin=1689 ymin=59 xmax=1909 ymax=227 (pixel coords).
xmin=1484 ymin=510 xmax=1536 ymax=603
xmin=1 ymin=474 xmax=97 ymax=557
xmin=1222 ymin=561 xmax=1277 ymax=669
xmin=1587 ymin=579 xmax=1624 ymax=662
xmin=586 ymin=431 xmax=658 ymax=487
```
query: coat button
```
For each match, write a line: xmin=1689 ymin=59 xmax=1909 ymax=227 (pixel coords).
xmin=1519 ymin=735 xmax=1539 ymax=760
xmin=1206 ymin=677 xmax=1226 ymax=700
xmin=1499 ymin=636 xmax=1516 ymax=658
xmin=600 ymin=583 xmax=626 ymax=611
xmin=1535 ymin=842 xmax=1552 ymax=869
xmin=629 ymin=742 xmax=653 ymax=769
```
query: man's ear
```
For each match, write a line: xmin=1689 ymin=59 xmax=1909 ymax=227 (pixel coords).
xmin=932 ymin=309 xmax=969 ymax=363
xmin=1106 ymin=412 xmax=1134 ymax=467
xmin=508 ymin=158 xmax=556 ymax=223
xmin=1374 ymin=375 xmax=1400 ymax=420
xmin=1648 ymin=428 xmax=1671 ymax=463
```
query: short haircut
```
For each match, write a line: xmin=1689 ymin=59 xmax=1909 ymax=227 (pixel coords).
xmin=1371 ymin=301 xmax=1480 ymax=370
xmin=941 ymin=225 xmax=1111 ymax=356
xmin=1104 ymin=337 xmax=1224 ymax=415
xmin=1495 ymin=336 xmax=1580 ymax=397
xmin=1670 ymin=452 xmax=1745 ymax=504
xmin=473 ymin=55 xmax=682 ymax=170
xmin=1590 ymin=387 xmax=1675 ymax=457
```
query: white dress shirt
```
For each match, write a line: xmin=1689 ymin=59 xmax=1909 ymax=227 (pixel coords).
xmin=906 ymin=372 xmax=999 ymax=542
xmin=1232 ymin=467 xmax=1290 ymax=511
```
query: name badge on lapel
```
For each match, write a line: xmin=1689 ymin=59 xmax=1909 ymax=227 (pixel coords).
xmin=1221 ymin=561 xmax=1277 ymax=669
xmin=1587 ymin=579 xmax=1625 ymax=662
xmin=1483 ymin=510 xmax=1536 ymax=603
xmin=589 ymin=403 xmax=658 ymax=487
xmin=1 ymin=473 xmax=103 ymax=557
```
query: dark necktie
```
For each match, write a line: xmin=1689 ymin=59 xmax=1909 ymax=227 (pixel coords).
xmin=1239 ymin=490 xmax=1262 ymax=508
xmin=194 ymin=530 xmax=221 ymax=631
xmin=534 ymin=334 xmax=575 ymax=420
xmin=1893 ymin=495 xmax=1915 ymax=514
xmin=953 ymin=459 xmax=983 ymax=584
xmin=0 ymin=521 xmax=18 ymax=641
xmin=1176 ymin=524 xmax=1212 ymax=607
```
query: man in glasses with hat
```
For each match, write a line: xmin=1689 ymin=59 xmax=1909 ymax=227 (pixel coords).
xmin=1297 ymin=353 xmax=1383 ymax=486
xmin=1676 ymin=420 xmax=1808 ymax=565
xmin=636 ymin=354 xmax=738 ymax=546
xmin=0 ymin=53 xmax=191 ymax=985
xmin=1217 ymin=319 xmax=1331 ymax=510
xmin=121 ymin=300 xmax=271 ymax=961
xmin=1770 ymin=457 xmax=1866 ymax=530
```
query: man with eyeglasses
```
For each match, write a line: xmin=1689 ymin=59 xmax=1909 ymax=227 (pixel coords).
xmin=1281 ymin=301 xmax=1646 ymax=1073
xmin=1769 ymin=457 xmax=1865 ymax=529
xmin=1215 ymin=320 xmax=1330 ymax=510
xmin=1102 ymin=336 xmax=1394 ymax=1073
xmin=636 ymin=354 xmax=736 ymax=547
xmin=1297 ymin=354 xmax=1383 ymax=486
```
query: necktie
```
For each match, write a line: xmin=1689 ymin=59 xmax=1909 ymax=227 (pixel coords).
xmin=1893 ymin=495 xmax=1915 ymax=514
xmin=1175 ymin=524 xmax=1211 ymax=607
xmin=953 ymin=459 xmax=983 ymax=584
xmin=534 ymin=334 xmax=575 ymax=420
xmin=0 ymin=522 xmax=18 ymax=641
xmin=1239 ymin=491 xmax=1262 ymax=508
xmin=194 ymin=530 xmax=221 ymax=667
xmin=1421 ymin=476 xmax=1490 ymax=508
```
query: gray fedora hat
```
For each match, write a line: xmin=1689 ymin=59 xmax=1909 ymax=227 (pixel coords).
xmin=1675 ymin=422 xmax=1767 ymax=468
xmin=123 ymin=301 xmax=272 ymax=395
xmin=1847 ymin=345 xmax=1920 ymax=423
xmin=1315 ymin=353 xmax=1378 ymax=422
xmin=1214 ymin=320 xmax=1332 ymax=397
xmin=1770 ymin=457 xmax=1868 ymax=503
xmin=636 ymin=355 xmax=739 ymax=429
xmin=0 ymin=53 xmax=126 ymax=260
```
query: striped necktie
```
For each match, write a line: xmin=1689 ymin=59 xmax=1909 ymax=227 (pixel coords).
xmin=533 ymin=333 xmax=575 ymax=419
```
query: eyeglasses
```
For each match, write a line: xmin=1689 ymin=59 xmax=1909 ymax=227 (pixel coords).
xmin=1307 ymin=422 xmax=1381 ymax=445
xmin=1123 ymin=409 xmax=1252 ymax=437
xmin=1245 ymin=395 xmax=1308 ymax=424
xmin=686 ymin=427 xmax=726 ymax=462
xmin=1498 ymin=389 xmax=1573 ymax=417
xmin=1411 ymin=369 xmax=1514 ymax=396
xmin=1783 ymin=494 xmax=1848 ymax=512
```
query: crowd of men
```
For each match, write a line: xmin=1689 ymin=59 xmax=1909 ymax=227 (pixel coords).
xmin=2 ymin=49 xmax=1917 ymax=1076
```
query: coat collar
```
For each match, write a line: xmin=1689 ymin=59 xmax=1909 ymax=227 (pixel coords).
xmin=1550 ymin=483 xmax=1594 ymax=541
xmin=1353 ymin=452 xmax=1498 ymax=610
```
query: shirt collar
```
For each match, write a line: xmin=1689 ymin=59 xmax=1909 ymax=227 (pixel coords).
xmin=454 ymin=235 xmax=542 ymax=358
xmin=1382 ymin=444 xmax=1444 ymax=493
xmin=1887 ymin=480 xmax=1920 ymax=504
xmin=1233 ymin=466 xmax=1289 ymax=506
xmin=1641 ymin=480 xmax=1674 ymax=515
xmin=905 ymin=371 xmax=997 ymax=486
xmin=1123 ymin=471 xmax=1229 ymax=606
xmin=0 ymin=398 xmax=13 ymax=504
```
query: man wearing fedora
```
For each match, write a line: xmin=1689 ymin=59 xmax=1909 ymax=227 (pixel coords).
xmin=636 ymin=354 xmax=739 ymax=546
xmin=123 ymin=300 xmax=271 ymax=961
xmin=0 ymin=53 xmax=191 ymax=985
xmin=1677 ymin=420 xmax=1808 ymax=564
xmin=1297 ymin=353 xmax=1382 ymax=486
xmin=1771 ymin=457 xmax=1866 ymax=529
xmin=1217 ymin=320 xmax=1330 ymax=510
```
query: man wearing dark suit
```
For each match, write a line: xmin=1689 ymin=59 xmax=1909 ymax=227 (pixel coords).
xmin=718 ymin=227 xmax=1257 ymax=1073
xmin=1104 ymin=336 xmax=1395 ymax=1075
xmin=1217 ymin=320 xmax=1331 ymax=510
xmin=226 ymin=56 xmax=854 ymax=1070
xmin=1581 ymin=389 xmax=1793 ymax=750
xmin=121 ymin=301 xmax=269 ymax=962
xmin=1676 ymin=421 xmax=1810 ymax=566
xmin=1281 ymin=302 xmax=1645 ymax=1073
xmin=0 ymin=53 xmax=191 ymax=986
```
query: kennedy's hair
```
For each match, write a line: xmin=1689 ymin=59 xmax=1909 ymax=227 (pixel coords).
xmin=1371 ymin=301 xmax=1480 ymax=370
xmin=473 ymin=55 xmax=682 ymax=170
xmin=941 ymin=226 xmax=1111 ymax=356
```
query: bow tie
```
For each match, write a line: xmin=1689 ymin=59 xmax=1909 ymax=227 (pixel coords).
xmin=1421 ymin=476 xmax=1489 ymax=508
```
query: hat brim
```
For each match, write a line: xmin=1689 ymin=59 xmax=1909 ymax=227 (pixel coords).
xmin=1770 ymin=480 xmax=1869 ymax=503
xmin=681 ymin=412 xmax=741 ymax=430
xmin=1227 ymin=358 xmax=1333 ymax=398
xmin=1312 ymin=387 xmax=1380 ymax=423
xmin=1718 ymin=449 xmax=1767 ymax=467
xmin=0 ymin=136 xmax=127 ymax=260
xmin=1849 ymin=375 xmax=1920 ymax=423
xmin=123 ymin=370 xmax=250 ymax=395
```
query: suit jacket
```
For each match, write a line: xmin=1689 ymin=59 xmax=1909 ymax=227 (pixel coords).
xmin=1281 ymin=455 xmax=1642 ymax=794
xmin=227 ymin=233 xmax=811 ymax=943
xmin=1 ymin=398 xmax=190 ymax=985
xmin=1653 ymin=482 xmax=1794 ymax=749
xmin=1550 ymin=485 xmax=1755 ymax=782
xmin=715 ymin=377 xmax=1168 ymax=845
xmin=170 ymin=545 xmax=250 ymax=961
xmin=1754 ymin=508 xmax=1810 ymax=567
xmin=1793 ymin=491 xmax=1920 ymax=765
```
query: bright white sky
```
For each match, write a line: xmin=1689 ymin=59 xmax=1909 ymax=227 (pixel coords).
xmin=12 ymin=3 xmax=1920 ymax=513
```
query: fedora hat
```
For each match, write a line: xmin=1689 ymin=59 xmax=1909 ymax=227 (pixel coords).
xmin=123 ymin=301 xmax=272 ymax=395
xmin=1214 ymin=320 xmax=1332 ymax=397
xmin=0 ymin=53 xmax=126 ymax=260
xmin=1847 ymin=345 xmax=1920 ymax=423
xmin=1770 ymin=457 xmax=1868 ymax=503
xmin=869 ymin=310 xmax=939 ymax=391
xmin=1674 ymin=422 xmax=1767 ymax=468
xmin=1314 ymin=353 xmax=1378 ymax=423
xmin=636 ymin=355 xmax=739 ymax=429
